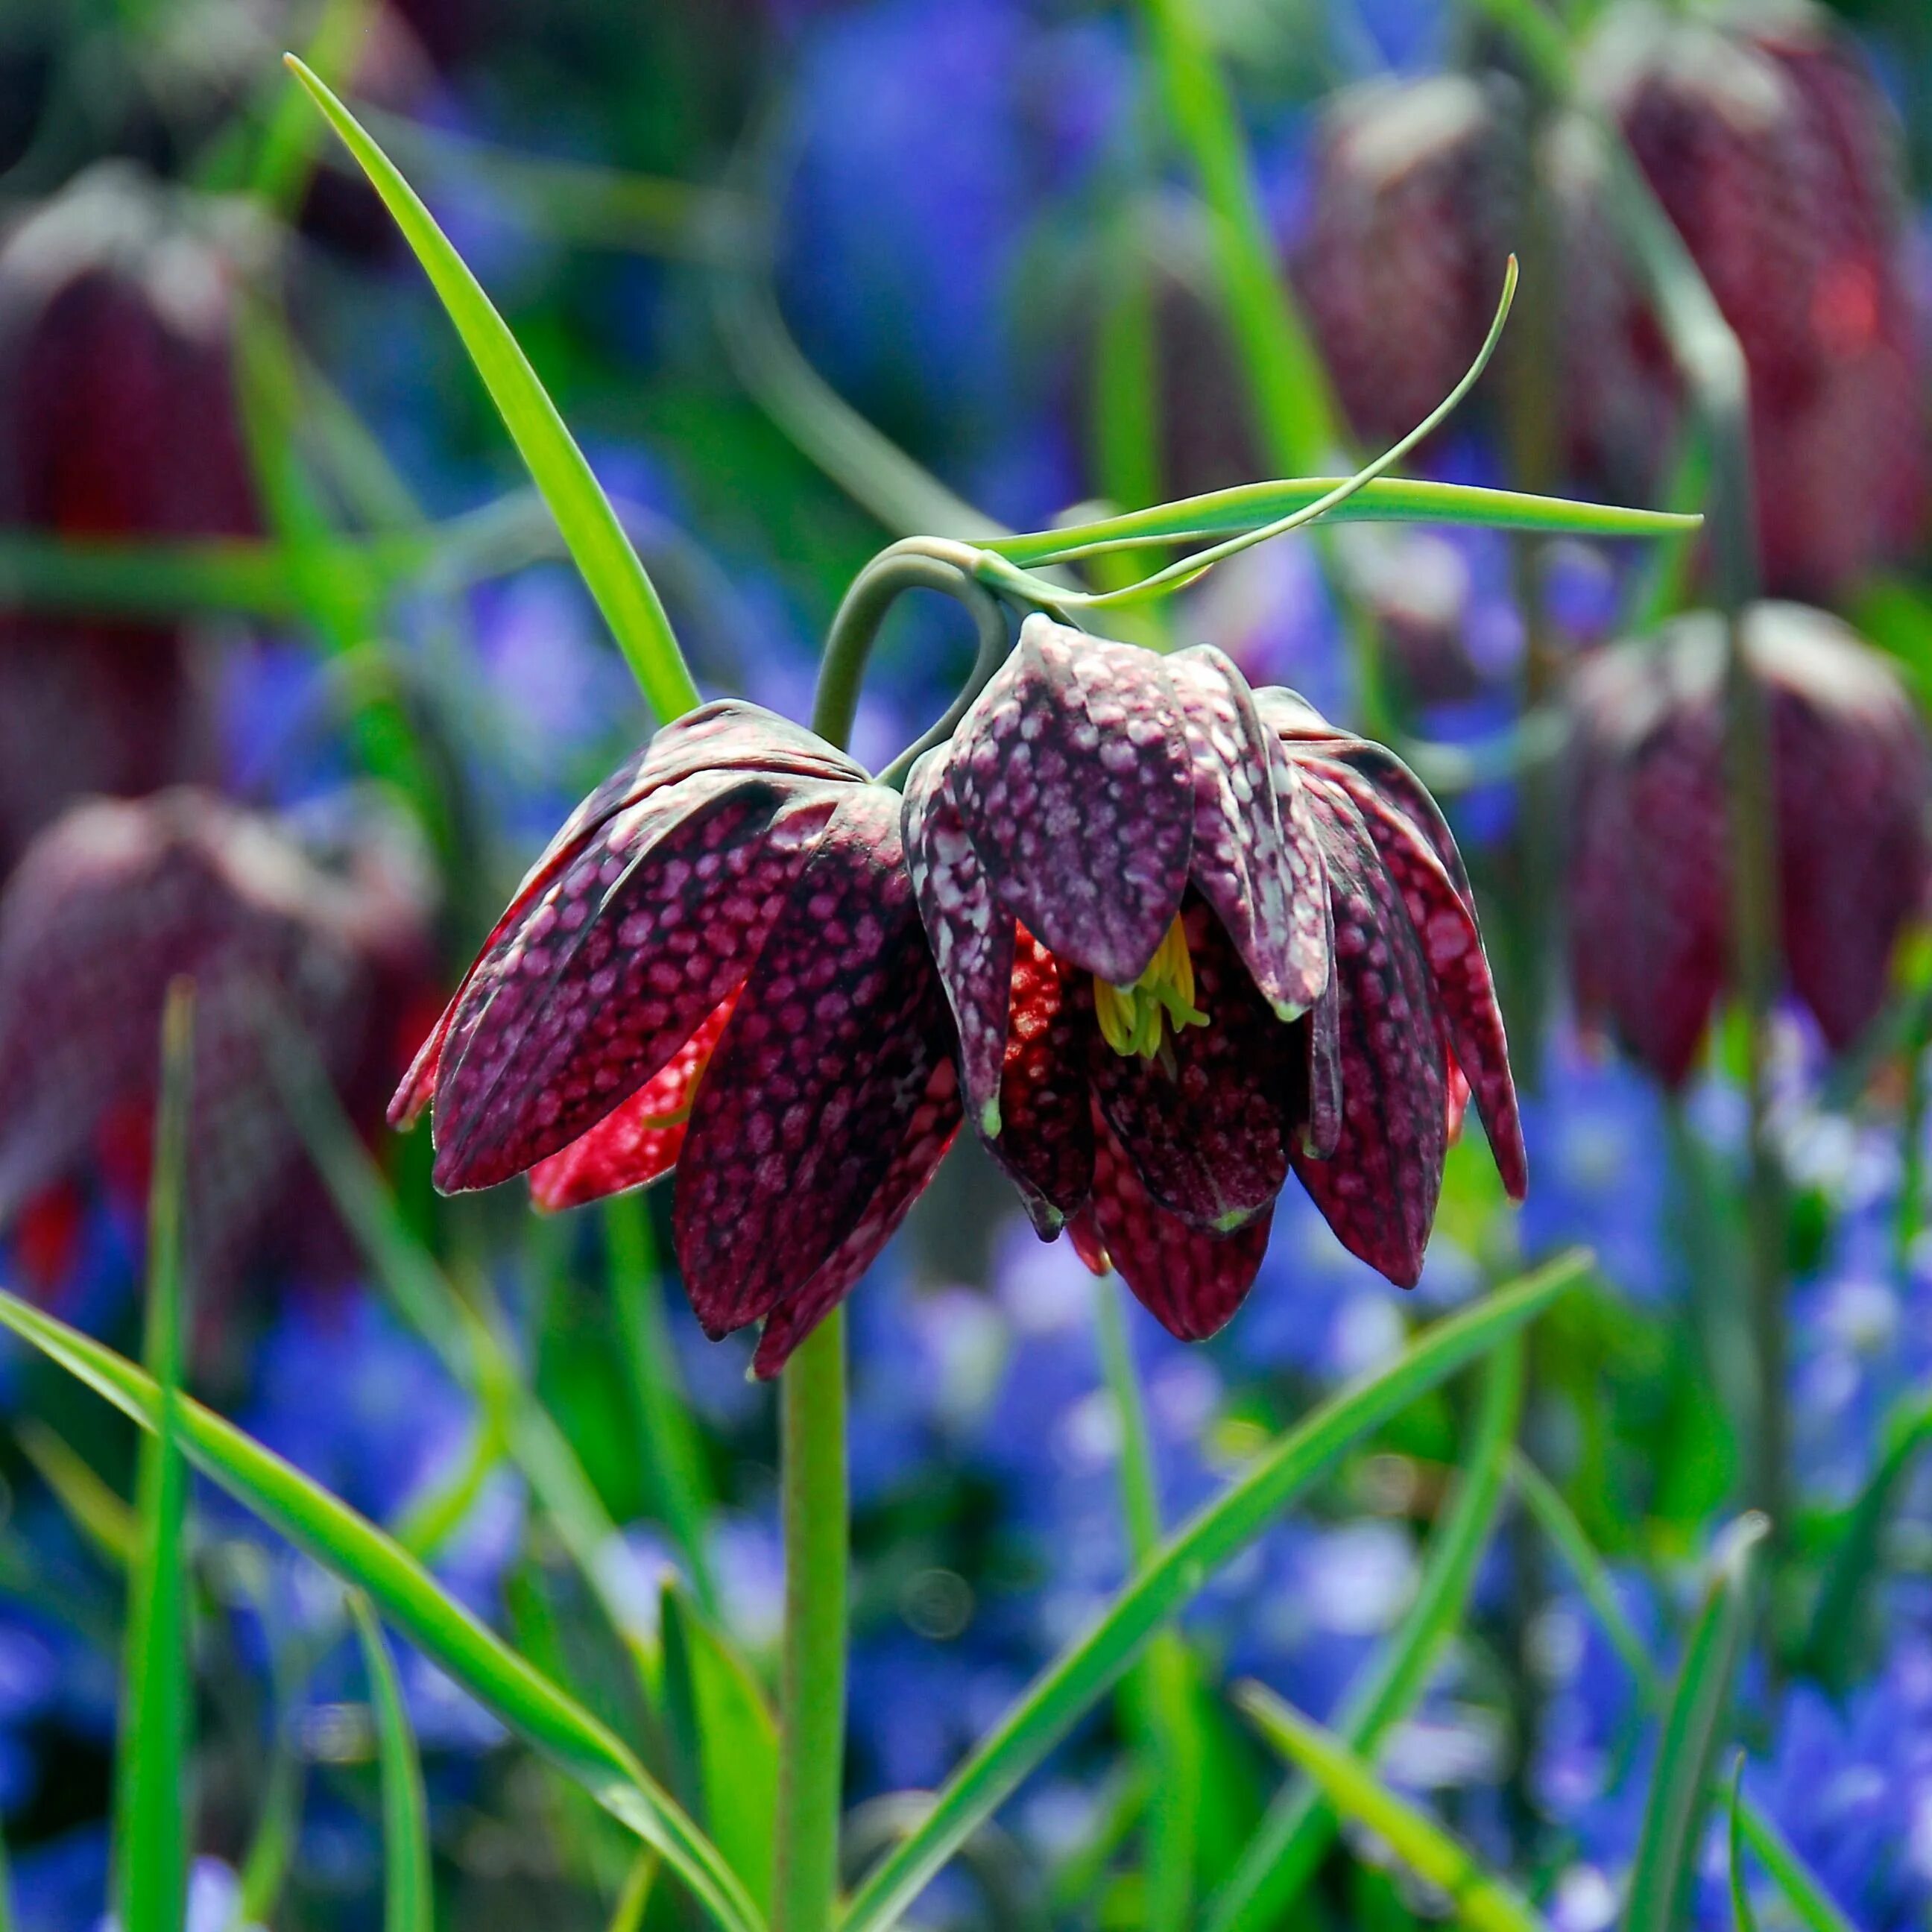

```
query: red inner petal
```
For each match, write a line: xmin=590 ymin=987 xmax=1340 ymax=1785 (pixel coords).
xmin=527 ymin=990 xmax=742 ymax=1212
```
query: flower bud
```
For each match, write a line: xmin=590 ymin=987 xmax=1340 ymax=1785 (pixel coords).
xmin=1566 ymin=602 xmax=1931 ymax=1085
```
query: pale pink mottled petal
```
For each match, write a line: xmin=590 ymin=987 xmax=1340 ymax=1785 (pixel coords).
xmin=429 ymin=772 xmax=840 ymax=1190
xmin=1083 ymin=900 xmax=1289 ymax=1231
xmin=673 ymin=787 xmax=956 ymax=1338
xmin=903 ymin=747 xmax=1014 ymax=1137
xmin=949 ymin=615 xmax=1193 ymax=986
xmin=1167 ymin=645 xmax=1329 ymax=1016
xmin=751 ymin=1056 xmax=962 ymax=1377
xmin=1290 ymin=783 xmax=1448 ymax=1288
xmin=1300 ymin=946 xmax=1344 ymax=1162
xmin=526 ymin=992 xmax=739 ymax=1211
xmin=1084 ymin=1098 xmax=1275 ymax=1341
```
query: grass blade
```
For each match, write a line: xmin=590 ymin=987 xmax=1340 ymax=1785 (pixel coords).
xmin=1623 ymin=1514 xmax=1768 ymax=1932
xmin=1727 ymin=1755 xmax=1758 ymax=1932
xmin=1518 ymin=1462 xmax=1852 ymax=1932
xmin=0 ymin=1291 xmax=763 ymax=1932
xmin=350 ymin=1591 xmax=435 ymax=1932
xmin=839 ymin=1251 xmax=1588 ymax=1932
xmin=1728 ymin=1792 xmax=1857 ymax=1932
xmin=114 ymin=981 xmax=196 ymax=1932
xmin=1093 ymin=1285 xmax=1200 ymax=1932
xmin=661 ymin=1582 xmax=779 ymax=1913
xmin=259 ymin=1007 xmax=663 ymax=1671
xmin=1509 ymin=1453 xmax=1663 ymax=1705
xmin=1234 ymin=1682 xmax=1547 ymax=1932
xmin=282 ymin=57 xmax=700 ymax=723
xmin=985 ymin=477 xmax=1701 ymax=572
xmin=1135 ymin=0 xmax=1336 ymax=475
xmin=1204 ymin=1336 xmax=1524 ymax=1932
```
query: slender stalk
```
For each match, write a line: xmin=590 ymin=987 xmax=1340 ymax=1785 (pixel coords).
xmin=772 ymin=1310 xmax=848 ymax=1932
xmin=1093 ymin=1286 xmax=1199 ymax=1932
xmin=1468 ymin=0 xmax=1785 ymax=1541
xmin=815 ymin=538 xmax=1015 ymax=784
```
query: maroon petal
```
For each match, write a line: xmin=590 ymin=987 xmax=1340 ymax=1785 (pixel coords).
xmin=525 ymin=991 xmax=739 ymax=1211
xmin=1082 ymin=1098 xmax=1274 ymax=1341
xmin=903 ymin=748 xmax=1014 ymax=1137
xmin=539 ymin=700 xmax=865 ymax=881
xmin=429 ymin=771 xmax=842 ymax=1190
xmin=1291 ymin=784 xmax=1450 ymax=1287
xmin=751 ymin=1056 xmax=962 ymax=1377
xmin=1306 ymin=739 xmax=1475 ymax=911
xmin=1168 ymin=645 xmax=1330 ymax=1016
xmin=1083 ymin=900 xmax=1289 ymax=1231
xmin=391 ymin=701 xmax=862 ymax=1130
xmin=988 ymin=925 xmax=1093 ymax=1237
xmin=672 ymin=787 xmax=956 ymax=1338
xmin=949 ymin=616 xmax=1193 ymax=985
xmin=1308 ymin=763 xmax=1526 ymax=1199
xmin=1301 ymin=953 xmax=1344 ymax=1161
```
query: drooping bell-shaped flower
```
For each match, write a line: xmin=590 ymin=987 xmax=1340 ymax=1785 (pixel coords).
xmin=392 ymin=702 xmax=962 ymax=1377
xmin=0 ymin=165 xmax=260 ymax=871
xmin=1566 ymin=602 xmax=1932 ymax=1087
xmin=1559 ymin=3 xmax=1926 ymax=597
xmin=903 ymin=615 xmax=1526 ymax=1340
xmin=1295 ymin=73 xmax=1521 ymax=449
xmin=0 ymin=789 xmax=435 ymax=1300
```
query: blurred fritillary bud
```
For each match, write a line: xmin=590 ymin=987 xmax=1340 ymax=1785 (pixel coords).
xmin=0 ymin=165 xmax=261 ymax=870
xmin=0 ymin=789 xmax=438 ymax=1301
xmin=1566 ymin=603 xmax=1932 ymax=1087
xmin=1295 ymin=73 xmax=1521 ymax=448
xmin=1562 ymin=2 xmax=1927 ymax=596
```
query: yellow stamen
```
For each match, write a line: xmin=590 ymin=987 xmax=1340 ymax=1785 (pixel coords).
xmin=1094 ymin=914 xmax=1209 ymax=1062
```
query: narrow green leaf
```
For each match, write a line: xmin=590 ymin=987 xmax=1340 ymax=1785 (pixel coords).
xmin=1235 ymin=1682 xmax=1548 ymax=1932
xmin=1509 ymin=1453 xmax=1663 ymax=1705
xmin=1728 ymin=1786 xmax=1858 ymax=1932
xmin=1093 ymin=1283 xmax=1199 ymax=1932
xmin=115 ymin=982 xmax=196 ymax=1932
xmin=0 ymin=1292 xmax=763 ymax=1932
xmin=259 ymin=1007 xmax=662 ymax=1671
xmin=1135 ymin=0 xmax=1337 ymax=475
xmin=1517 ymin=1462 xmax=1851 ymax=1932
xmin=607 ymin=1852 xmax=659 ymax=1932
xmin=1623 ymin=1514 xmax=1769 ymax=1932
xmin=984 ymin=477 xmax=1702 ymax=572
xmin=839 ymin=1251 xmax=1588 ymax=1932
xmin=1727 ymin=1755 xmax=1758 ymax=1932
xmin=661 ymin=1582 xmax=779 ymax=1913
xmin=1803 ymin=1396 xmax=1932 ymax=1689
xmin=605 ymin=1198 xmax=716 ymax=1613
xmin=1205 ymin=1337 xmax=1523 ymax=1932
xmin=282 ymin=57 xmax=700 ymax=722
xmin=16 ymin=1421 xmax=136 ymax=1570
xmin=350 ymin=1591 xmax=435 ymax=1932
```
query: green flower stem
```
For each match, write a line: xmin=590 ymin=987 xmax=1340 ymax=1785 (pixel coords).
xmin=1093 ymin=1285 xmax=1200 ymax=1932
xmin=764 ymin=660 xmax=907 ymax=1932
xmin=814 ymin=539 xmax=1016 ymax=783
xmin=773 ymin=1315 xmax=849 ymax=1932
xmin=1464 ymin=0 xmax=1784 ymax=1544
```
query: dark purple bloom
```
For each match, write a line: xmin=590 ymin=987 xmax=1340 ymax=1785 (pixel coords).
xmin=0 ymin=166 xmax=262 ymax=874
xmin=392 ymin=701 xmax=962 ymax=1377
xmin=0 ymin=789 xmax=435 ymax=1301
xmin=903 ymin=616 xmax=1525 ymax=1340
xmin=1566 ymin=602 xmax=1932 ymax=1087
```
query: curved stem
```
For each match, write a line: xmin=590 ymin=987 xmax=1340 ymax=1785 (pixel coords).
xmin=814 ymin=539 xmax=1014 ymax=780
